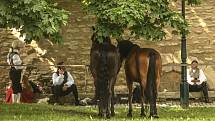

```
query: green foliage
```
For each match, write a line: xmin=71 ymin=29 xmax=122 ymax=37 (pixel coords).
xmin=82 ymin=0 xmax=201 ymax=42
xmin=187 ymin=0 xmax=201 ymax=5
xmin=0 ymin=0 xmax=69 ymax=43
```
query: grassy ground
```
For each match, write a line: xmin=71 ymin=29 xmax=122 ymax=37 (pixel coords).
xmin=0 ymin=103 xmax=215 ymax=121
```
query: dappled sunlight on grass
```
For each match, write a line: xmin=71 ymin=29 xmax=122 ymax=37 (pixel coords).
xmin=0 ymin=103 xmax=215 ymax=121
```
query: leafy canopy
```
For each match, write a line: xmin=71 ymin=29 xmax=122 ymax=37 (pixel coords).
xmin=83 ymin=0 xmax=201 ymax=42
xmin=0 ymin=0 xmax=69 ymax=43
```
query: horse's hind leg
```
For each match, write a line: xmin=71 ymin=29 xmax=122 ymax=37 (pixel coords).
xmin=98 ymin=100 xmax=104 ymax=117
xmin=148 ymin=79 xmax=159 ymax=118
xmin=106 ymin=90 xmax=111 ymax=118
xmin=110 ymin=86 xmax=115 ymax=116
xmin=149 ymin=65 xmax=161 ymax=118
xmin=127 ymin=79 xmax=133 ymax=117
xmin=140 ymin=85 xmax=146 ymax=117
xmin=148 ymin=85 xmax=159 ymax=118
xmin=149 ymin=94 xmax=158 ymax=118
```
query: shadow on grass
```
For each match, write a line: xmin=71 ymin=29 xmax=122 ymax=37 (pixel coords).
xmin=1 ymin=103 xmax=215 ymax=120
xmin=53 ymin=108 xmax=98 ymax=118
xmin=52 ymin=106 xmax=129 ymax=119
xmin=158 ymin=106 xmax=215 ymax=119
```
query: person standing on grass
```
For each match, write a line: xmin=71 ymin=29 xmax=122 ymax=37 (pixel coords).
xmin=7 ymin=40 xmax=25 ymax=103
xmin=187 ymin=60 xmax=210 ymax=103
xmin=52 ymin=62 xmax=80 ymax=105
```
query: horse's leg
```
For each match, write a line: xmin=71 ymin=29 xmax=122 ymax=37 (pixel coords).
xmin=106 ymin=88 xmax=111 ymax=118
xmin=140 ymin=84 xmax=146 ymax=117
xmin=94 ymin=79 xmax=102 ymax=117
xmin=149 ymin=78 xmax=159 ymax=118
xmin=150 ymin=73 xmax=160 ymax=118
xmin=150 ymin=64 xmax=161 ymax=118
xmin=149 ymin=92 xmax=158 ymax=118
xmin=98 ymin=100 xmax=103 ymax=117
xmin=110 ymin=84 xmax=115 ymax=116
xmin=127 ymin=78 xmax=133 ymax=117
xmin=93 ymin=78 xmax=98 ymax=104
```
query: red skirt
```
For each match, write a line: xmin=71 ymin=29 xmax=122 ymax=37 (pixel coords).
xmin=21 ymin=88 xmax=35 ymax=103
xmin=6 ymin=87 xmax=35 ymax=103
xmin=6 ymin=87 xmax=13 ymax=103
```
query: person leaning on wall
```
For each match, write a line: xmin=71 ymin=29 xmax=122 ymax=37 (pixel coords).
xmin=7 ymin=40 xmax=25 ymax=103
xmin=52 ymin=62 xmax=81 ymax=105
xmin=187 ymin=60 xmax=211 ymax=103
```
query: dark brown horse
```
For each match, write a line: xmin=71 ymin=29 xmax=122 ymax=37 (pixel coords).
xmin=90 ymin=29 xmax=120 ymax=118
xmin=117 ymin=40 xmax=162 ymax=118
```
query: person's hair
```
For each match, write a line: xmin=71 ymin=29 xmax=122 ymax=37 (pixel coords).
xmin=56 ymin=61 xmax=68 ymax=82
xmin=22 ymin=75 xmax=29 ymax=80
xmin=191 ymin=60 xmax=198 ymax=64
xmin=57 ymin=61 xmax=65 ymax=70
xmin=12 ymin=40 xmax=25 ymax=49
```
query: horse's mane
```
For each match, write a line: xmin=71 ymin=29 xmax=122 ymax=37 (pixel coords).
xmin=117 ymin=40 xmax=139 ymax=60
xmin=97 ymin=41 xmax=109 ymax=98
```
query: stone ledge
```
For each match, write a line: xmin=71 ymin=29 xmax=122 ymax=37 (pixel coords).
xmin=116 ymin=91 xmax=215 ymax=99
xmin=79 ymin=91 xmax=215 ymax=99
xmin=158 ymin=91 xmax=215 ymax=99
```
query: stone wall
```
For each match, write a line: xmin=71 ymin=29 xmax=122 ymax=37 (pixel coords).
xmin=1 ymin=0 xmax=215 ymax=99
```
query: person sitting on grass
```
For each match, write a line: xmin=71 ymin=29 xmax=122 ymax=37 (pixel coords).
xmin=52 ymin=62 xmax=80 ymax=105
xmin=187 ymin=60 xmax=210 ymax=103
xmin=6 ymin=75 xmax=42 ymax=103
xmin=21 ymin=75 xmax=42 ymax=103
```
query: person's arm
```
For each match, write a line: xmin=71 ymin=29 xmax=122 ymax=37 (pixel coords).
xmin=187 ymin=69 xmax=194 ymax=85
xmin=65 ymin=72 xmax=75 ymax=87
xmin=198 ymin=69 xmax=207 ymax=85
xmin=52 ymin=73 xmax=64 ymax=86
xmin=6 ymin=53 xmax=10 ymax=65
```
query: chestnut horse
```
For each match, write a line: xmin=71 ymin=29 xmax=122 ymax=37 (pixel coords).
xmin=90 ymin=31 xmax=120 ymax=118
xmin=117 ymin=40 xmax=161 ymax=118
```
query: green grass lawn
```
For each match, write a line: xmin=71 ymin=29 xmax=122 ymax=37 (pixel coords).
xmin=0 ymin=103 xmax=215 ymax=121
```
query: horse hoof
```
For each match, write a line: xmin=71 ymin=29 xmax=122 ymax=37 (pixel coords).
xmin=140 ymin=113 xmax=146 ymax=118
xmin=106 ymin=112 xmax=111 ymax=119
xmin=153 ymin=115 xmax=159 ymax=118
xmin=111 ymin=112 xmax=115 ymax=117
xmin=149 ymin=115 xmax=159 ymax=119
xmin=106 ymin=115 xmax=111 ymax=119
xmin=127 ymin=113 xmax=132 ymax=118
xmin=98 ymin=113 xmax=103 ymax=117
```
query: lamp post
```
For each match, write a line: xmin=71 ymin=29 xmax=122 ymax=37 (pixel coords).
xmin=180 ymin=0 xmax=189 ymax=108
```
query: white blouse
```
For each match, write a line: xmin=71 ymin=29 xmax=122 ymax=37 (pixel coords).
xmin=187 ymin=68 xmax=207 ymax=85
xmin=7 ymin=49 xmax=23 ymax=70
xmin=52 ymin=71 xmax=75 ymax=86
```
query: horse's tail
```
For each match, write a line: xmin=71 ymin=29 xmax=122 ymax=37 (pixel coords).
xmin=96 ymin=42 xmax=109 ymax=100
xmin=145 ymin=52 xmax=157 ymax=103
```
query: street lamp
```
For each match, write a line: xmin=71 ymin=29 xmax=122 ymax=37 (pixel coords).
xmin=180 ymin=0 xmax=189 ymax=108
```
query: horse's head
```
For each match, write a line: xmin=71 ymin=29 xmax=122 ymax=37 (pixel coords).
xmin=117 ymin=38 xmax=135 ymax=60
xmin=91 ymin=26 xmax=111 ymax=46
xmin=91 ymin=26 xmax=99 ymax=46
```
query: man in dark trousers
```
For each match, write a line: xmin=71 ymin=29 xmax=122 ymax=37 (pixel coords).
xmin=187 ymin=60 xmax=210 ymax=103
xmin=52 ymin=62 xmax=80 ymax=105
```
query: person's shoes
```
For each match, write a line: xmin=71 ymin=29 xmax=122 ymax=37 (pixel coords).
xmin=75 ymin=100 xmax=85 ymax=106
xmin=75 ymin=102 xmax=79 ymax=106
xmin=205 ymin=100 xmax=212 ymax=103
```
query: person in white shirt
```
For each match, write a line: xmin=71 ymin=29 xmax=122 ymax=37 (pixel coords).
xmin=7 ymin=40 xmax=25 ymax=103
xmin=187 ymin=60 xmax=210 ymax=103
xmin=52 ymin=62 xmax=80 ymax=105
